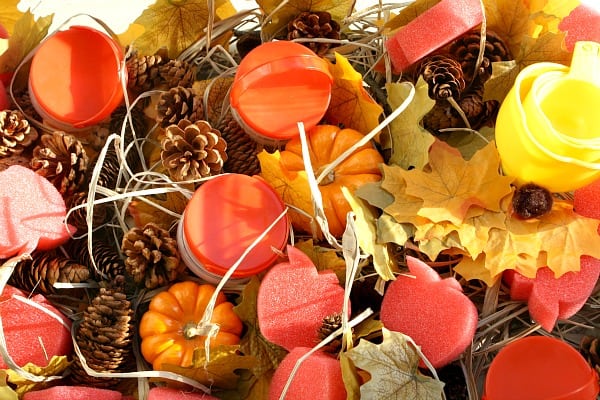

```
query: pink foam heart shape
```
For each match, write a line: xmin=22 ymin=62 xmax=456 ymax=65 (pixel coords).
xmin=23 ymin=386 xmax=123 ymax=400
xmin=0 ymin=165 xmax=74 ymax=258
xmin=257 ymin=246 xmax=347 ymax=351
xmin=380 ymin=256 xmax=478 ymax=368
xmin=559 ymin=3 xmax=600 ymax=52
xmin=504 ymin=256 xmax=600 ymax=332
xmin=269 ymin=347 xmax=346 ymax=400
xmin=0 ymin=285 xmax=72 ymax=369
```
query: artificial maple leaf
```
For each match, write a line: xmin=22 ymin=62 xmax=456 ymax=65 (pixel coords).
xmin=453 ymin=207 xmax=507 ymax=257
xmin=0 ymin=0 xmax=22 ymax=36
xmin=383 ymin=0 xmax=442 ymax=33
xmin=131 ymin=0 xmax=237 ymax=59
xmin=400 ymin=140 xmax=514 ymax=225
xmin=483 ymin=60 xmax=519 ymax=102
xmin=192 ymin=77 xmax=234 ymax=124
xmin=0 ymin=372 xmax=17 ymax=400
xmin=233 ymin=277 xmax=288 ymax=378
xmin=117 ymin=23 xmax=145 ymax=48
xmin=483 ymin=0 xmax=535 ymax=58
xmin=0 ymin=11 xmax=53 ymax=81
xmin=343 ymin=187 xmax=396 ymax=281
xmin=324 ymin=53 xmax=383 ymax=136
xmin=257 ymin=150 xmax=314 ymax=235
xmin=386 ymin=81 xmax=435 ymax=170
xmin=127 ymin=189 xmax=189 ymax=230
xmin=295 ymin=239 xmax=347 ymax=283
xmin=5 ymin=355 xmax=70 ymax=397
xmin=346 ymin=328 xmax=445 ymax=400
xmin=163 ymin=345 xmax=256 ymax=389
xmin=453 ymin=253 xmax=497 ymax=284
xmin=256 ymin=0 xmax=354 ymax=39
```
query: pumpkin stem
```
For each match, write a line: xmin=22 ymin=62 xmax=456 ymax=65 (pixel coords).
xmin=315 ymin=165 xmax=335 ymax=185
xmin=182 ymin=321 xmax=218 ymax=340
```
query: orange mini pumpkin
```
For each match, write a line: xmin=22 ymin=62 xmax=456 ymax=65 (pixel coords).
xmin=279 ymin=124 xmax=384 ymax=237
xmin=139 ymin=281 xmax=243 ymax=370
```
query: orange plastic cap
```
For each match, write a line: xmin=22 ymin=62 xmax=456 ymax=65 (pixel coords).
xmin=230 ymin=41 xmax=332 ymax=142
xmin=29 ymin=26 xmax=125 ymax=129
xmin=183 ymin=174 xmax=289 ymax=278
xmin=484 ymin=335 xmax=599 ymax=400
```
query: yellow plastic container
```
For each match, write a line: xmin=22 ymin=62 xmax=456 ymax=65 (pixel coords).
xmin=496 ymin=41 xmax=600 ymax=192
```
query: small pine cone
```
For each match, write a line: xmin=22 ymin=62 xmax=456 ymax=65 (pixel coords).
xmin=287 ymin=11 xmax=341 ymax=56
xmin=161 ymin=119 xmax=227 ymax=181
xmin=217 ymin=112 xmax=261 ymax=175
xmin=417 ymin=54 xmax=466 ymax=101
xmin=9 ymin=250 xmax=90 ymax=295
xmin=236 ymin=31 xmax=262 ymax=59
xmin=580 ymin=335 xmax=600 ymax=377
xmin=65 ymin=191 xmax=110 ymax=233
xmin=156 ymin=86 xmax=204 ymax=128
xmin=69 ymin=238 xmax=127 ymax=283
xmin=126 ymin=52 xmax=170 ymax=95
xmin=87 ymin=144 xmax=122 ymax=190
xmin=31 ymin=131 xmax=89 ymax=196
xmin=317 ymin=313 xmax=353 ymax=353
xmin=159 ymin=59 xmax=197 ymax=89
xmin=121 ymin=222 xmax=182 ymax=289
xmin=0 ymin=110 xmax=39 ymax=157
xmin=70 ymin=288 xmax=133 ymax=388
xmin=448 ymin=30 xmax=512 ymax=85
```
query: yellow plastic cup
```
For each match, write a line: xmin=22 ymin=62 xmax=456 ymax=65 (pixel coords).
xmin=496 ymin=41 xmax=600 ymax=192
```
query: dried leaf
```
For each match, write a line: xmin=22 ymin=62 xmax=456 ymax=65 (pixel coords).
xmin=256 ymin=0 xmax=354 ymax=39
xmin=399 ymin=140 xmax=514 ymax=225
xmin=324 ymin=53 xmax=384 ymax=135
xmin=517 ymin=31 xmax=572 ymax=68
xmin=163 ymin=345 xmax=256 ymax=390
xmin=484 ymin=0 xmax=534 ymax=58
xmin=383 ymin=0 xmax=443 ymax=32
xmin=5 ymin=355 xmax=70 ymax=397
xmin=386 ymin=81 xmax=435 ymax=170
xmin=295 ymin=239 xmax=346 ymax=283
xmin=132 ymin=0 xmax=237 ymax=58
xmin=346 ymin=328 xmax=445 ymax=400
xmin=0 ymin=372 xmax=17 ymax=400
xmin=192 ymin=77 xmax=234 ymax=124
xmin=233 ymin=276 xmax=288 ymax=378
xmin=0 ymin=0 xmax=22 ymax=36
xmin=127 ymin=189 xmax=189 ymax=230
xmin=340 ymin=352 xmax=361 ymax=400
xmin=483 ymin=60 xmax=519 ymax=102
xmin=117 ymin=23 xmax=145 ymax=47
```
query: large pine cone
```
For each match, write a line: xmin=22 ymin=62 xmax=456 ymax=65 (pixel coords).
xmin=156 ymin=86 xmax=204 ymax=128
xmin=8 ymin=250 xmax=90 ymax=295
xmin=448 ymin=30 xmax=512 ymax=85
xmin=70 ymin=288 xmax=133 ymax=388
xmin=159 ymin=59 xmax=197 ymax=89
xmin=0 ymin=110 xmax=38 ymax=157
xmin=417 ymin=54 xmax=466 ymax=101
xmin=126 ymin=52 xmax=169 ymax=95
xmin=287 ymin=11 xmax=341 ymax=56
xmin=161 ymin=119 xmax=227 ymax=181
xmin=31 ymin=131 xmax=89 ymax=196
xmin=121 ymin=222 xmax=182 ymax=289
xmin=217 ymin=112 xmax=261 ymax=176
xmin=69 ymin=238 xmax=126 ymax=283
xmin=65 ymin=191 xmax=110 ymax=233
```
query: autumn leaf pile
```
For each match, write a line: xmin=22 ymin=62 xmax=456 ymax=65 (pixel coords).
xmin=0 ymin=0 xmax=598 ymax=399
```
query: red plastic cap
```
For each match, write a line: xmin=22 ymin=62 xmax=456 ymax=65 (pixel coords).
xmin=29 ymin=26 xmax=125 ymax=128
xmin=230 ymin=41 xmax=332 ymax=142
xmin=183 ymin=174 xmax=289 ymax=277
xmin=484 ymin=335 xmax=599 ymax=400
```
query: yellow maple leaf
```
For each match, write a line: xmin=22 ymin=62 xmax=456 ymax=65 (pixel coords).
xmin=5 ymin=355 xmax=70 ymax=397
xmin=484 ymin=0 xmax=535 ymax=57
xmin=386 ymin=80 xmax=435 ymax=170
xmin=0 ymin=0 xmax=22 ymax=36
xmin=380 ymin=164 xmax=424 ymax=224
xmin=131 ymin=0 xmax=237 ymax=58
xmin=454 ymin=208 xmax=507 ymax=257
xmin=257 ymin=150 xmax=314 ymax=235
xmin=383 ymin=0 xmax=442 ymax=33
xmin=324 ymin=53 xmax=383 ymax=136
xmin=117 ymin=23 xmax=145 ymax=47
xmin=127 ymin=189 xmax=190 ymax=230
xmin=295 ymin=239 xmax=347 ymax=282
xmin=399 ymin=140 xmax=514 ymax=225
xmin=256 ymin=0 xmax=354 ymax=39
xmin=517 ymin=31 xmax=572 ymax=68
xmin=454 ymin=253 xmax=498 ymax=285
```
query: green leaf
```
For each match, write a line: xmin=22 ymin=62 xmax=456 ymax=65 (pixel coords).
xmin=346 ymin=328 xmax=445 ymax=400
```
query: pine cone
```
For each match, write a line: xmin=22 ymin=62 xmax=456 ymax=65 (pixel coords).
xmin=70 ymin=288 xmax=133 ymax=388
xmin=580 ymin=335 xmax=600 ymax=377
xmin=287 ymin=11 xmax=341 ymax=56
xmin=10 ymin=90 xmax=41 ymax=121
xmin=448 ymin=30 xmax=512 ymax=85
xmin=126 ymin=52 xmax=170 ymax=95
xmin=417 ymin=54 xmax=466 ymax=101
xmin=9 ymin=250 xmax=90 ymax=295
xmin=217 ymin=112 xmax=261 ymax=175
xmin=65 ymin=191 xmax=110 ymax=233
xmin=156 ymin=86 xmax=204 ymax=128
xmin=0 ymin=110 xmax=39 ymax=157
xmin=121 ymin=222 xmax=182 ymax=289
xmin=236 ymin=31 xmax=262 ymax=59
xmin=31 ymin=131 xmax=89 ymax=196
xmin=159 ymin=59 xmax=197 ymax=89
xmin=69 ymin=238 xmax=127 ymax=283
xmin=161 ymin=119 xmax=227 ymax=181
xmin=317 ymin=313 xmax=354 ymax=353
xmin=87 ymin=144 xmax=122 ymax=190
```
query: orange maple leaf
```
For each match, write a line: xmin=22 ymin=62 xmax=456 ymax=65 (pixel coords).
xmin=324 ymin=53 xmax=384 ymax=135
xmin=398 ymin=140 xmax=514 ymax=225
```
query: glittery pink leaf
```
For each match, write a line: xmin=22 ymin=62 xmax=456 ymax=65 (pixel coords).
xmin=559 ymin=3 xmax=600 ymax=51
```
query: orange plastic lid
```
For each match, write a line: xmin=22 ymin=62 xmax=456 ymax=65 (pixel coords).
xmin=484 ymin=335 xmax=599 ymax=400
xmin=29 ymin=26 xmax=125 ymax=128
xmin=230 ymin=41 xmax=332 ymax=141
xmin=182 ymin=174 xmax=289 ymax=277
